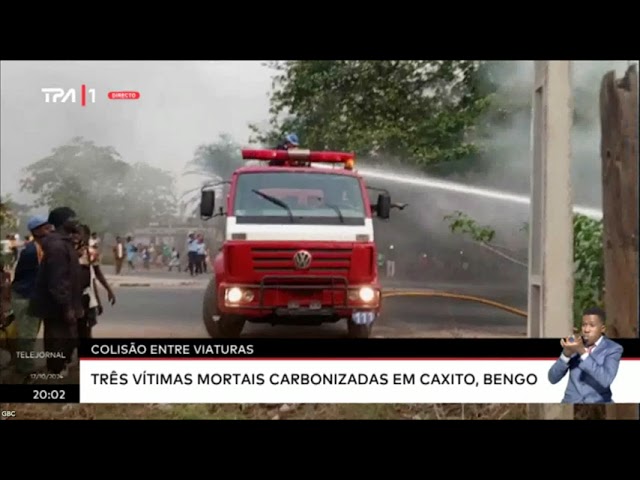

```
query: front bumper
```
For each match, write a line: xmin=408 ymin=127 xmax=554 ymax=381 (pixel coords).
xmin=218 ymin=275 xmax=380 ymax=318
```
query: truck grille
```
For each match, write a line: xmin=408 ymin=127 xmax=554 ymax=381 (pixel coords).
xmin=250 ymin=247 xmax=352 ymax=274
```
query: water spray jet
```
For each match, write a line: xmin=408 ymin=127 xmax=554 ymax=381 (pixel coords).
xmin=356 ymin=167 xmax=602 ymax=220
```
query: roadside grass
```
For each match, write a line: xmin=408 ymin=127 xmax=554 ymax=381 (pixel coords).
xmin=2 ymin=403 xmax=526 ymax=420
xmin=0 ymin=402 xmax=607 ymax=420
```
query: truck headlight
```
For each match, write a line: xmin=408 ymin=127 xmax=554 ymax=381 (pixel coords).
xmin=358 ymin=286 xmax=375 ymax=302
xmin=226 ymin=287 xmax=243 ymax=303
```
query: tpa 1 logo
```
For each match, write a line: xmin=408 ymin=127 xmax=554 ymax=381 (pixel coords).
xmin=41 ymin=85 xmax=96 ymax=106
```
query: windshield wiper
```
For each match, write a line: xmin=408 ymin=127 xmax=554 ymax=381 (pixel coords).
xmin=324 ymin=203 xmax=344 ymax=223
xmin=251 ymin=189 xmax=294 ymax=222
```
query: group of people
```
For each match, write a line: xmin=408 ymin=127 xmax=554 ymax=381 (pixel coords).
xmin=111 ymin=236 xmax=175 ymax=274
xmin=0 ymin=206 xmax=116 ymax=383
xmin=186 ymin=233 xmax=208 ymax=275
xmin=110 ymin=235 xmax=206 ymax=275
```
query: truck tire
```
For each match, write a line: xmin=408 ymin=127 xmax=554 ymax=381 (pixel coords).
xmin=347 ymin=320 xmax=372 ymax=339
xmin=202 ymin=278 xmax=245 ymax=338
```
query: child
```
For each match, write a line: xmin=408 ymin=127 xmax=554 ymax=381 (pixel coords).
xmin=548 ymin=306 xmax=624 ymax=403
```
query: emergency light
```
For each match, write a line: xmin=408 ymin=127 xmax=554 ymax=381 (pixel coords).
xmin=241 ymin=149 xmax=356 ymax=169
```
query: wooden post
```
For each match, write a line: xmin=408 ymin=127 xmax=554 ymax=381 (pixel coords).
xmin=600 ymin=64 xmax=638 ymax=420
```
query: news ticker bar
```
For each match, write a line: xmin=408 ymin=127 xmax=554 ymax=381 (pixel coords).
xmin=78 ymin=358 xmax=640 ymax=403
xmin=4 ymin=357 xmax=640 ymax=404
xmin=78 ymin=338 xmax=640 ymax=359
xmin=1 ymin=384 xmax=80 ymax=403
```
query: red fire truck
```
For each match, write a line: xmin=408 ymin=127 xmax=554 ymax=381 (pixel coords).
xmin=199 ymin=148 xmax=406 ymax=338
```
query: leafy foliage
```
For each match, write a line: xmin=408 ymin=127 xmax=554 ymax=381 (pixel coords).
xmin=119 ymin=162 xmax=180 ymax=230
xmin=181 ymin=133 xmax=244 ymax=215
xmin=443 ymin=211 xmax=496 ymax=244
xmin=0 ymin=196 xmax=18 ymax=231
xmin=183 ymin=133 xmax=243 ymax=182
xmin=0 ymin=195 xmax=32 ymax=236
xmin=572 ymin=214 xmax=604 ymax=326
xmin=251 ymin=60 xmax=606 ymax=330
xmin=444 ymin=211 xmax=604 ymax=328
xmin=250 ymin=61 xmax=493 ymax=168
xmin=20 ymin=137 xmax=178 ymax=235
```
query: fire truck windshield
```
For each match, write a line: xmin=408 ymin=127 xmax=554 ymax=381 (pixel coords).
xmin=233 ymin=171 xmax=367 ymax=225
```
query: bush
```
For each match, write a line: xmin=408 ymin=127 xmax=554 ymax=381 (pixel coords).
xmin=445 ymin=211 xmax=604 ymax=330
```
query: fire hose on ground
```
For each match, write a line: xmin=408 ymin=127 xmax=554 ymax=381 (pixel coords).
xmin=381 ymin=290 xmax=527 ymax=318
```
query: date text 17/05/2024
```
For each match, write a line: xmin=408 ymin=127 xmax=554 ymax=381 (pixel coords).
xmin=92 ymin=372 xmax=539 ymax=387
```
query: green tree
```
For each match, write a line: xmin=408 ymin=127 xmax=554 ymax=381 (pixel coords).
xmin=119 ymin=162 xmax=179 ymax=231
xmin=250 ymin=60 xmax=606 ymax=331
xmin=249 ymin=61 xmax=493 ymax=168
xmin=444 ymin=211 xmax=604 ymax=328
xmin=0 ymin=195 xmax=31 ymax=234
xmin=19 ymin=137 xmax=178 ymax=235
xmin=181 ymin=133 xmax=243 ymax=215
xmin=0 ymin=196 xmax=19 ymax=231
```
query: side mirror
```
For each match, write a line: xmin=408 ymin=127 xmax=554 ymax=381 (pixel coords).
xmin=376 ymin=193 xmax=391 ymax=219
xmin=200 ymin=190 xmax=215 ymax=219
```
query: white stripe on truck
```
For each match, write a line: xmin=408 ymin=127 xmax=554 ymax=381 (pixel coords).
xmin=225 ymin=217 xmax=374 ymax=242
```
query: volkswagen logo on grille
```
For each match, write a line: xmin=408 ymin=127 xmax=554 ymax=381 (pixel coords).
xmin=293 ymin=250 xmax=312 ymax=269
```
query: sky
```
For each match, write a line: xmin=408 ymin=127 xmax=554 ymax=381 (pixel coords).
xmin=1 ymin=60 xmax=275 ymax=206
xmin=1 ymin=60 xmax=635 ymax=213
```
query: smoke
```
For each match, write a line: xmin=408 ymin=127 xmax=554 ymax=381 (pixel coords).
xmin=371 ymin=61 xmax=635 ymax=242
xmin=0 ymin=60 xmax=272 ymax=209
xmin=440 ymin=60 xmax=636 ymax=208
xmin=362 ymin=61 xmax=637 ymax=295
xmin=2 ymin=61 xmax=632 ymax=297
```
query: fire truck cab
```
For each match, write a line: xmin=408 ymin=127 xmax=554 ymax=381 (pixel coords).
xmin=199 ymin=148 xmax=405 ymax=338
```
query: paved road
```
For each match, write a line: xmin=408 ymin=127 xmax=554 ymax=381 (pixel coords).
xmin=94 ymin=268 xmax=527 ymax=338
xmin=0 ymin=269 xmax=528 ymax=376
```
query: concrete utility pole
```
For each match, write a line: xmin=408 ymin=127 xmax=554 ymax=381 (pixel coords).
xmin=599 ymin=64 xmax=638 ymax=420
xmin=527 ymin=61 xmax=575 ymax=420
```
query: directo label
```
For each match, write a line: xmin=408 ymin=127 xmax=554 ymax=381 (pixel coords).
xmin=108 ymin=91 xmax=140 ymax=100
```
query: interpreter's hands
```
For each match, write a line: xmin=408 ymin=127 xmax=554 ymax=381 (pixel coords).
xmin=561 ymin=335 xmax=584 ymax=356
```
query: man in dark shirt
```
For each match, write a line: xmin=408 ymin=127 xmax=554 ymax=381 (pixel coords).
xmin=30 ymin=207 xmax=84 ymax=375
xmin=11 ymin=215 xmax=52 ymax=379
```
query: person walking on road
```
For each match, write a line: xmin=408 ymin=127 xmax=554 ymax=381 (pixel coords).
xmin=186 ymin=233 xmax=199 ymax=276
xmin=113 ymin=236 xmax=125 ymax=274
xmin=125 ymin=236 xmax=137 ymax=272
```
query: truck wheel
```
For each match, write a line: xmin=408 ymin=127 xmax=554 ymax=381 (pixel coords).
xmin=347 ymin=320 xmax=372 ymax=339
xmin=202 ymin=278 xmax=245 ymax=338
